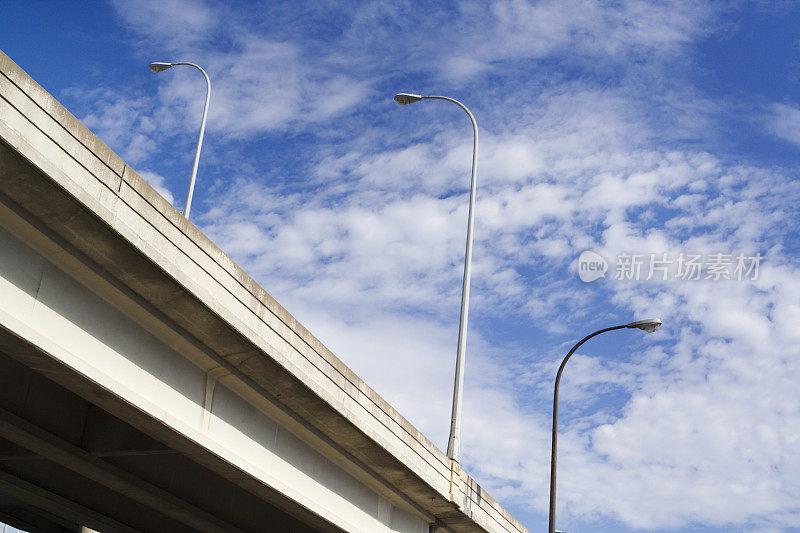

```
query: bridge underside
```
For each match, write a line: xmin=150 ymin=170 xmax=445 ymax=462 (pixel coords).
xmin=0 ymin=331 xmax=328 ymax=533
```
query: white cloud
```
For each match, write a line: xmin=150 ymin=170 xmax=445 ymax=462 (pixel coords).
xmin=66 ymin=87 xmax=157 ymax=164
xmin=109 ymin=1 xmax=374 ymax=139
xmin=765 ymin=102 xmax=800 ymax=147
xmin=196 ymin=38 xmax=373 ymax=137
xmin=110 ymin=0 xmax=217 ymax=48
xmin=337 ymin=0 xmax=717 ymax=85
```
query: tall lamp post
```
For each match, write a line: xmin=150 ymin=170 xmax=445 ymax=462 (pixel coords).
xmin=548 ymin=318 xmax=663 ymax=533
xmin=149 ymin=61 xmax=211 ymax=220
xmin=394 ymin=93 xmax=478 ymax=463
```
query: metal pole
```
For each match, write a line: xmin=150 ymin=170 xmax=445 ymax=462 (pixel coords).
xmin=548 ymin=325 xmax=626 ymax=533
xmin=167 ymin=62 xmax=211 ymax=220
xmin=420 ymin=96 xmax=478 ymax=463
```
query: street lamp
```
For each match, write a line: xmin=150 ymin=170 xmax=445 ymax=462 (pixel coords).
xmin=149 ymin=61 xmax=211 ymax=220
xmin=548 ymin=318 xmax=662 ymax=533
xmin=394 ymin=92 xmax=478 ymax=463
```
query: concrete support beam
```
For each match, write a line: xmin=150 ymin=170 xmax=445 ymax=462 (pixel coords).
xmin=0 ymin=469 xmax=137 ymax=533
xmin=0 ymin=407 xmax=245 ymax=533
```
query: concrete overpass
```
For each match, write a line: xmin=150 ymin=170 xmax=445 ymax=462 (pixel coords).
xmin=0 ymin=48 xmax=530 ymax=533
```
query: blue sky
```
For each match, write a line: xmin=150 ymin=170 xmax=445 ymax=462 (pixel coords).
xmin=3 ymin=1 xmax=800 ymax=531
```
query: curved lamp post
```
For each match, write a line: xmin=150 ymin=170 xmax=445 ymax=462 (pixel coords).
xmin=149 ymin=61 xmax=211 ymax=220
xmin=394 ymin=92 xmax=478 ymax=463
xmin=548 ymin=318 xmax=662 ymax=533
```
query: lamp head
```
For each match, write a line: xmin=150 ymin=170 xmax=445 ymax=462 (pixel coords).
xmin=149 ymin=62 xmax=173 ymax=73
xmin=626 ymin=318 xmax=662 ymax=333
xmin=394 ymin=93 xmax=423 ymax=105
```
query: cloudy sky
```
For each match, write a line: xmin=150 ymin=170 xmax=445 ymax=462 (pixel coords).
xmin=3 ymin=1 xmax=800 ymax=531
